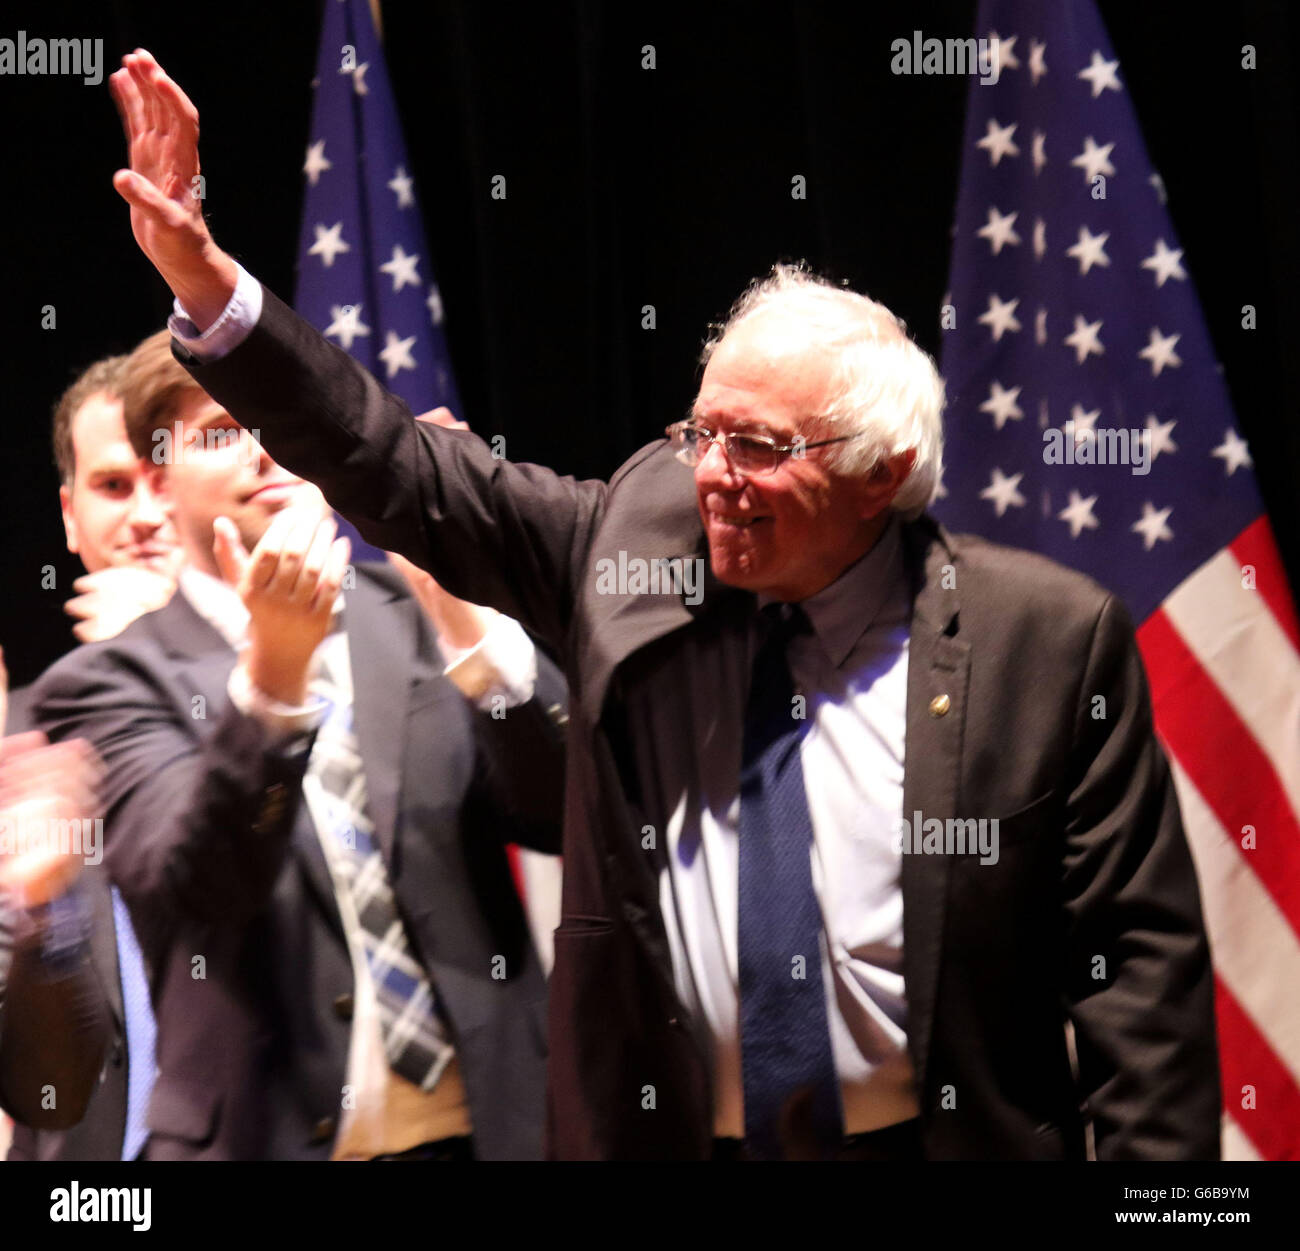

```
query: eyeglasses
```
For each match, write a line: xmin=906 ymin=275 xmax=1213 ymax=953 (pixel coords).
xmin=665 ymin=419 xmax=864 ymax=476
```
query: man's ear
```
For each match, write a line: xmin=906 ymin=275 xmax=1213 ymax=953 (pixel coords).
xmin=856 ymin=448 xmax=917 ymax=520
xmin=59 ymin=483 xmax=80 ymax=556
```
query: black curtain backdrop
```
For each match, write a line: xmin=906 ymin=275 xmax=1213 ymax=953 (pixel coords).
xmin=2 ymin=0 xmax=1296 ymax=685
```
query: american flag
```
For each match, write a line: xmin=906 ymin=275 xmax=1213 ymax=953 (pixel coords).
xmin=937 ymin=0 xmax=1300 ymax=1159
xmin=294 ymin=0 xmax=461 ymax=558
xmin=292 ymin=0 xmax=560 ymax=972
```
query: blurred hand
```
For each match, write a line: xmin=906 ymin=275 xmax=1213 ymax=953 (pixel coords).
xmin=65 ymin=566 xmax=177 ymax=643
xmin=0 ymin=653 xmax=103 ymax=907
xmin=108 ymin=49 xmax=238 ymax=331
xmin=213 ymin=510 xmax=350 ymax=706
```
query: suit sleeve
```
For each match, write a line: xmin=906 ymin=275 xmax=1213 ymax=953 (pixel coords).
xmin=0 ymin=894 xmax=109 ymax=1130
xmin=177 ymin=285 xmax=609 ymax=655
xmin=31 ymin=644 xmax=314 ymax=954
xmin=467 ymin=645 xmax=569 ymax=855
xmin=1060 ymin=593 xmax=1221 ymax=1160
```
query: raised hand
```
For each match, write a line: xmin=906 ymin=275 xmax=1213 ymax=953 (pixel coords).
xmin=108 ymin=49 xmax=237 ymax=331
xmin=64 ymin=565 xmax=177 ymax=643
xmin=213 ymin=511 xmax=351 ymax=706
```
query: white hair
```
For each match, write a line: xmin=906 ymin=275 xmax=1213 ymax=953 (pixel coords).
xmin=701 ymin=263 xmax=946 ymax=520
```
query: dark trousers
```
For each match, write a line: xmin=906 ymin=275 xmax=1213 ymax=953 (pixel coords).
xmin=712 ymin=1118 xmax=924 ymax=1162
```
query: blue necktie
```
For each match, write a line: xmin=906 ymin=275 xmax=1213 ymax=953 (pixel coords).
xmin=110 ymin=886 xmax=156 ymax=1161
xmin=738 ymin=603 xmax=844 ymax=1159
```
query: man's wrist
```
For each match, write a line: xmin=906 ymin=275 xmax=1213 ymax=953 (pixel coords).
xmin=170 ymin=244 xmax=239 ymax=335
xmin=244 ymin=647 xmax=312 ymax=707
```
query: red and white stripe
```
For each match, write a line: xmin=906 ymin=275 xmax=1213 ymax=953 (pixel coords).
xmin=1138 ymin=516 xmax=1300 ymax=1160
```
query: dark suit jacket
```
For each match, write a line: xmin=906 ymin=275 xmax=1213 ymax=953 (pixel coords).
xmin=6 ymin=864 xmax=128 ymax=1159
xmin=1 ymin=689 xmax=112 ymax=1140
xmin=173 ymin=284 xmax=1221 ymax=1161
xmin=29 ymin=562 xmax=567 ymax=1160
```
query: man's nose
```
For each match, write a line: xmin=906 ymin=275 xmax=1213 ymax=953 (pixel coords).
xmin=695 ymin=435 xmax=744 ymax=489
xmin=128 ymin=481 xmax=167 ymax=530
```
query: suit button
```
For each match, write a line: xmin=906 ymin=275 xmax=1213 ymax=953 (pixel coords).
xmin=667 ymin=1017 xmax=680 ymax=1029
xmin=310 ymin=1116 xmax=337 ymax=1144
xmin=333 ymin=993 xmax=354 ymax=1021
xmin=929 ymin=693 xmax=951 ymax=717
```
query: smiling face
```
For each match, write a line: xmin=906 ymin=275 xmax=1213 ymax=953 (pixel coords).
xmin=692 ymin=312 xmax=900 ymax=602
xmin=148 ymin=390 xmax=329 ymax=578
xmin=59 ymin=392 xmax=179 ymax=575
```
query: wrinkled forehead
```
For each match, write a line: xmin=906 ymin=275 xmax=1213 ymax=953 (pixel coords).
xmin=695 ymin=315 xmax=840 ymax=435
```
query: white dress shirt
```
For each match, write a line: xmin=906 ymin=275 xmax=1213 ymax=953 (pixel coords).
xmin=629 ymin=518 xmax=919 ymax=1137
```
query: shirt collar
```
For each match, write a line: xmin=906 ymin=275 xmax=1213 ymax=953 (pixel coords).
xmin=760 ymin=513 xmax=907 ymax=670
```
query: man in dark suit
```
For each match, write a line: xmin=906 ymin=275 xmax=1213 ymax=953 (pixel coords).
xmin=106 ymin=49 xmax=1220 ymax=1161
xmin=9 ymin=350 xmax=182 ymax=1162
xmin=29 ymin=328 xmax=567 ymax=1160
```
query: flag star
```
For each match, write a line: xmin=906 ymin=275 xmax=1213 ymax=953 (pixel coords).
xmin=1035 ymin=307 xmax=1048 ymax=345
xmin=303 ymin=139 xmax=331 ymax=187
xmin=977 ymin=118 xmax=1020 ymax=166
xmin=1058 ymin=490 xmax=1100 ymax=539
xmin=1068 ymin=404 xmax=1101 ymax=443
xmin=1139 ymin=326 xmax=1182 ymax=376
xmin=426 ymin=287 xmax=445 ymax=324
xmin=1071 ymin=136 xmax=1116 ymax=182
xmin=324 ymin=303 xmax=371 ymax=351
xmin=1066 ymin=225 xmax=1111 ymax=275
xmin=1064 ymin=314 xmax=1104 ymax=364
xmin=1141 ymin=238 xmax=1187 ymax=287
xmin=308 ymin=221 xmax=350 ymax=267
xmin=1143 ymin=414 xmax=1178 ymax=461
xmin=388 ymin=165 xmax=415 ymax=209
xmin=378 ymin=330 xmax=417 ymax=379
xmin=1029 ymin=39 xmax=1048 ymax=85
xmin=988 ymin=32 xmax=1020 ymax=78
xmin=980 ymin=467 xmax=1027 ymax=517
xmin=978 ymin=293 xmax=1022 ymax=341
xmin=1032 ymin=217 xmax=1046 ymax=260
xmin=980 ymin=380 xmax=1024 ymax=430
xmin=379 ymin=244 xmax=422 ymax=293
xmin=1078 ymin=49 xmax=1122 ymax=98
xmin=977 ymin=206 xmax=1021 ymax=255
xmin=1211 ymin=428 xmax=1253 ymax=475
xmin=1032 ymin=130 xmax=1047 ymax=175
xmin=1132 ymin=502 xmax=1174 ymax=551
xmin=1149 ymin=172 xmax=1167 ymax=203
xmin=351 ymin=62 xmax=370 ymax=95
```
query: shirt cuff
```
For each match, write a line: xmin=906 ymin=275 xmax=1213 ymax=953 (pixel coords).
xmin=168 ymin=261 xmax=264 ymax=362
xmin=227 ymin=659 xmax=327 ymax=744
xmin=441 ymin=615 xmax=538 ymax=710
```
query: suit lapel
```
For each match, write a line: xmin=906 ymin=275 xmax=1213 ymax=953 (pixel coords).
xmin=84 ymin=865 xmax=124 ymax=1031
xmin=898 ymin=519 xmax=969 ymax=1094
xmin=577 ymin=443 xmax=748 ymax=725
xmin=339 ymin=572 xmax=418 ymax=865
